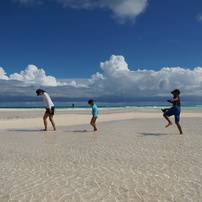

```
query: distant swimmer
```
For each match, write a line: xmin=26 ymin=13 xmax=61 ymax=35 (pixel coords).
xmin=36 ymin=89 xmax=56 ymax=131
xmin=161 ymin=89 xmax=183 ymax=134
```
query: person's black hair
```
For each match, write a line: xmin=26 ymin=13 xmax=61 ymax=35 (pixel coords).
xmin=171 ymin=89 xmax=180 ymax=95
xmin=36 ymin=89 xmax=45 ymax=96
xmin=88 ymin=99 xmax=94 ymax=104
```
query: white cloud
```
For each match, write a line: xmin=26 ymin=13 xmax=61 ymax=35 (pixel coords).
xmin=9 ymin=65 xmax=66 ymax=86
xmin=0 ymin=67 xmax=9 ymax=80
xmin=1 ymin=55 xmax=202 ymax=104
xmin=197 ymin=13 xmax=202 ymax=23
xmin=14 ymin=0 xmax=148 ymax=22
xmin=13 ymin=0 xmax=44 ymax=6
xmin=89 ymin=55 xmax=202 ymax=97
xmin=0 ymin=65 xmax=88 ymax=88
xmin=89 ymin=72 xmax=105 ymax=85
xmin=100 ymin=55 xmax=129 ymax=74
xmin=103 ymin=0 xmax=148 ymax=22
xmin=57 ymin=0 xmax=148 ymax=22
xmin=67 ymin=80 xmax=88 ymax=88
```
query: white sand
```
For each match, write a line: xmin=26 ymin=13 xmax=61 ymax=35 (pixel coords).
xmin=0 ymin=107 xmax=202 ymax=130
xmin=0 ymin=108 xmax=202 ymax=201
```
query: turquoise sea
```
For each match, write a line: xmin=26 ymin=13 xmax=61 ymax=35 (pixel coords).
xmin=0 ymin=101 xmax=201 ymax=109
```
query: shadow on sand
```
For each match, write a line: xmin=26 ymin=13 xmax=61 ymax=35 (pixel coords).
xmin=140 ymin=133 xmax=169 ymax=136
xmin=71 ymin=130 xmax=90 ymax=133
xmin=6 ymin=129 xmax=44 ymax=132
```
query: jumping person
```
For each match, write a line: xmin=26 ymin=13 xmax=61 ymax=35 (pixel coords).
xmin=161 ymin=89 xmax=183 ymax=134
xmin=88 ymin=99 xmax=98 ymax=131
xmin=36 ymin=89 xmax=56 ymax=131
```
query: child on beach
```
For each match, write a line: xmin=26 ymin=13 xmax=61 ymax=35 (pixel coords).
xmin=88 ymin=99 xmax=98 ymax=131
xmin=161 ymin=89 xmax=183 ymax=134
xmin=36 ymin=89 xmax=56 ymax=131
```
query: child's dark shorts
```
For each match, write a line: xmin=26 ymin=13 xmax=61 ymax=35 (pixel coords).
xmin=45 ymin=107 xmax=55 ymax=115
xmin=164 ymin=106 xmax=181 ymax=122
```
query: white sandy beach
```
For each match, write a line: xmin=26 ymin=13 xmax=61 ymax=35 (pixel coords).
xmin=0 ymin=107 xmax=202 ymax=201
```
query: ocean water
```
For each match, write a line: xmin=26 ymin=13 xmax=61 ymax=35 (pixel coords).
xmin=0 ymin=101 xmax=201 ymax=109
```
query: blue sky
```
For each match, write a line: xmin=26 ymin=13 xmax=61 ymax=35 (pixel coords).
xmin=1 ymin=0 xmax=202 ymax=78
xmin=1 ymin=0 xmax=202 ymax=106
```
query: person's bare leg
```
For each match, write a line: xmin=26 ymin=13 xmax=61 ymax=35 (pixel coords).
xmin=49 ymin=115 xmax=56 ymax=131
xmin=163 ymin=114 xmax=173 ymax=127
xmin=90 ymin=120 xmax=96 ymax=131
xmin=90 ymin=120 xmax=94 ymax=130
xmin=43 ymin=114 xmax=49 ymax=131
xmin=161 ymin=108 xmax=170 ymax=113
xmin=175 ymin=122 xmax=183 ymax=134
xmin=92 ymin=120 xmax=97 ymax=131
xmin=90 ymin=118 xmax=98 ymax=131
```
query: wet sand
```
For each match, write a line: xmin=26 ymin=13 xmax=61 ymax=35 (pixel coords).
xmin=0 ymin=108 xmax=202 ymax=201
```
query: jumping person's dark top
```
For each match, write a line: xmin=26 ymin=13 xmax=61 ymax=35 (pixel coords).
xmin=173 ymin=94 xmax=181 ymax=107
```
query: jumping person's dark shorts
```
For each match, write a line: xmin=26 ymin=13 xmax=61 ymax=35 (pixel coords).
xmin=45 ymin=107 xmax=55 ymax=115
xmin=164 ymin=106 xmax=181 ymax=122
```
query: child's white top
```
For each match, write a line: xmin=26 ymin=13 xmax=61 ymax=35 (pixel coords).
xmin=42 ymin=92 xmax=54 ymax=109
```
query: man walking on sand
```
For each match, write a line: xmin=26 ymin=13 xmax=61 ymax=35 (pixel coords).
xmin=36 ymin=89 xmax=56 ymax=131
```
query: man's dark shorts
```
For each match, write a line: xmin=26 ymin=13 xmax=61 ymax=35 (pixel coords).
xmin=45 ymin=107 xmax=55 ymax=115
xmin=164 ymin=106 xmax=181 ymax=122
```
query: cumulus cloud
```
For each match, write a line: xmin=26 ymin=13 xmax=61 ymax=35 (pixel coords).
xmin=89 ymin=55 xmax=202 ymax=98
xmin=0 ymin=65 xmax=87 ymax=88
xmin=100 ymin=55 xmax=129 ymax=73
xmin=1 ymin=55 xmax=202 ymax=105
xmin=67 ymin=80 xmax=88 ymax=88
xmin=89 ymin=72 xmax=105 ymax=85
xmin=0 ymin=67 xmax=9 ymax=80
xmin=13 ymin=0 xmax=148 ymax=22
xmin=9 ymin=65 xmax=66 ymax=86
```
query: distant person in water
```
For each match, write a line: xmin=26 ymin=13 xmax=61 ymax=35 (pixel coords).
xmin=36 ymin=89 xmax=56 ymax=131
xmin=88 ymin=99 xmax=98 ymax=131
xmin=161 ymin=89 xmax=183 ymax=134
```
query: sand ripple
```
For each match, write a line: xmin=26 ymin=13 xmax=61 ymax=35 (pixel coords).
xmin=0 ymin=117 xmax=202 ymax=201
